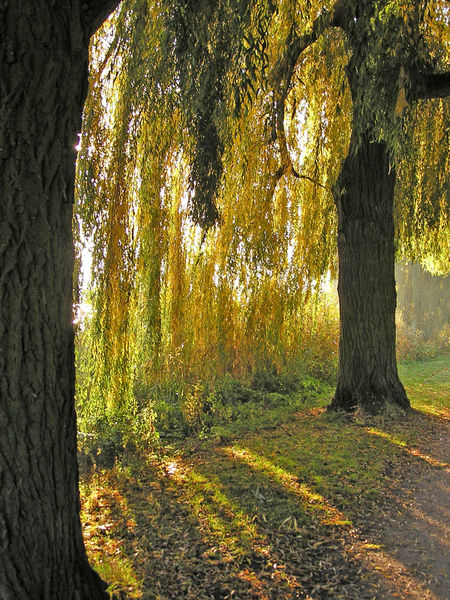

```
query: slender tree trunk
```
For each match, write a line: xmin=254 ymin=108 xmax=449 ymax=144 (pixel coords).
xmin=330 ymin=134 xmax=410 ymax=413
xmin=0 ymin=2 xmax=109 ymax=598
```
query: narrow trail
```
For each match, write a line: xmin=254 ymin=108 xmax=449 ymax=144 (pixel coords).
xmin=356 ymin=414 xmax=449 ymax=600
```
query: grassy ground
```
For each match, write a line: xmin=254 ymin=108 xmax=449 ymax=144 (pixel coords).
xmin=399 ymin=353 xmax=449 ymax=417
xmin=80 ymin=354 xmax=449 ymax=599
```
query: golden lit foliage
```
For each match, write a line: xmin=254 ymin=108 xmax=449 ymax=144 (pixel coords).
xmin=396 ymin=99 xmax=450 ymax=273
xmin=75 ymin=0 xmax=449 ymax=418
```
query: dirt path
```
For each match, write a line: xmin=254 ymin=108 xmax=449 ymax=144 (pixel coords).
xmin=357 ymin=414 xmax=449 ymax=599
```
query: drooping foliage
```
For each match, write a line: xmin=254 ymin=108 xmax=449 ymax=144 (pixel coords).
xmin=75 ymin=0 xmax=449 ymax=425
xmin=396 ymin=261 xmax=449 ymax=354
xmin=396 ymin=99 xmax=449 ymax=272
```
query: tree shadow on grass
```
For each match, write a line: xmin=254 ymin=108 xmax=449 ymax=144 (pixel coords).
xmin=80 ymin=407 xmax=449 ymax=599
xmin=103 ymin=459 xmax=377 ymax=599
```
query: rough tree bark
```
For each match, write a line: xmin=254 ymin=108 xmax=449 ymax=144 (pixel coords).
xmin=328 ymin=79 xmax=450 ymax=411
xmin=330 ymin=133 xmax=410 ymax=413
xmin=327 ymin=1 xmax=450 ymax=414
xmin=0 ymin=1 xmax=117 ymax=598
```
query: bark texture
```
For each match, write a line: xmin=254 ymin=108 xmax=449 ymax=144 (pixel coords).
xmin=0 ymin=2 xmax=114 ymax=598
xmin=330 ymin=134 xmax=410 ymax=413
xmin=421 ymin=72 xmax=450 ymax=100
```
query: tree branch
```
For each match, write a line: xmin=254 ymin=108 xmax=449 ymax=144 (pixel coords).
xmin=82 ymin=0 xmax=121 ymax=37
xmin=269 ymin=0 xmax=347 ymax=189
xmin=417 ymin=72 xmax=450 ymax=100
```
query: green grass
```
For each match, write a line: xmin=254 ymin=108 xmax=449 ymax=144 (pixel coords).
xmin=399 ymin=352 xmax=449 ymax=417
xmin=80 ymin=354 xmax=449 ymax=599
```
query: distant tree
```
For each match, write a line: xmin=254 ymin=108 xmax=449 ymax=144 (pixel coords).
xmin=396 ymin=262 xmax=449 ymax=346
xmin=0 ymin=1 xmax=118 ymax=598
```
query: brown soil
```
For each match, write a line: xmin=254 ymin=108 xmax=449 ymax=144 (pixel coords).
xmin=354 ymin=413 xmax=449 ymax=600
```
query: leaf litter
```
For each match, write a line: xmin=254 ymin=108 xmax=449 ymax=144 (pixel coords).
xmin=80 ymin=360 xmax=449 ymax=600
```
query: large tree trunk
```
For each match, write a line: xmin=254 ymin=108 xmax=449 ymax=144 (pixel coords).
xmin=0 ymin=2 xmax=110 ymax=598
xmin=330 ymin=134 xmax=410 ymax=413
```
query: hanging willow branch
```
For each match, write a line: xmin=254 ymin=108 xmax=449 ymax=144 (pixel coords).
xmin=75 ymin=0 xmax=449 ymax=422
xmin=268 ymin=1 xmax=347 ymax=193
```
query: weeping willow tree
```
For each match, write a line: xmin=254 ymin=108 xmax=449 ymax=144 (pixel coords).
xmin=76 ymin=0 xmax=449 ymax=419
